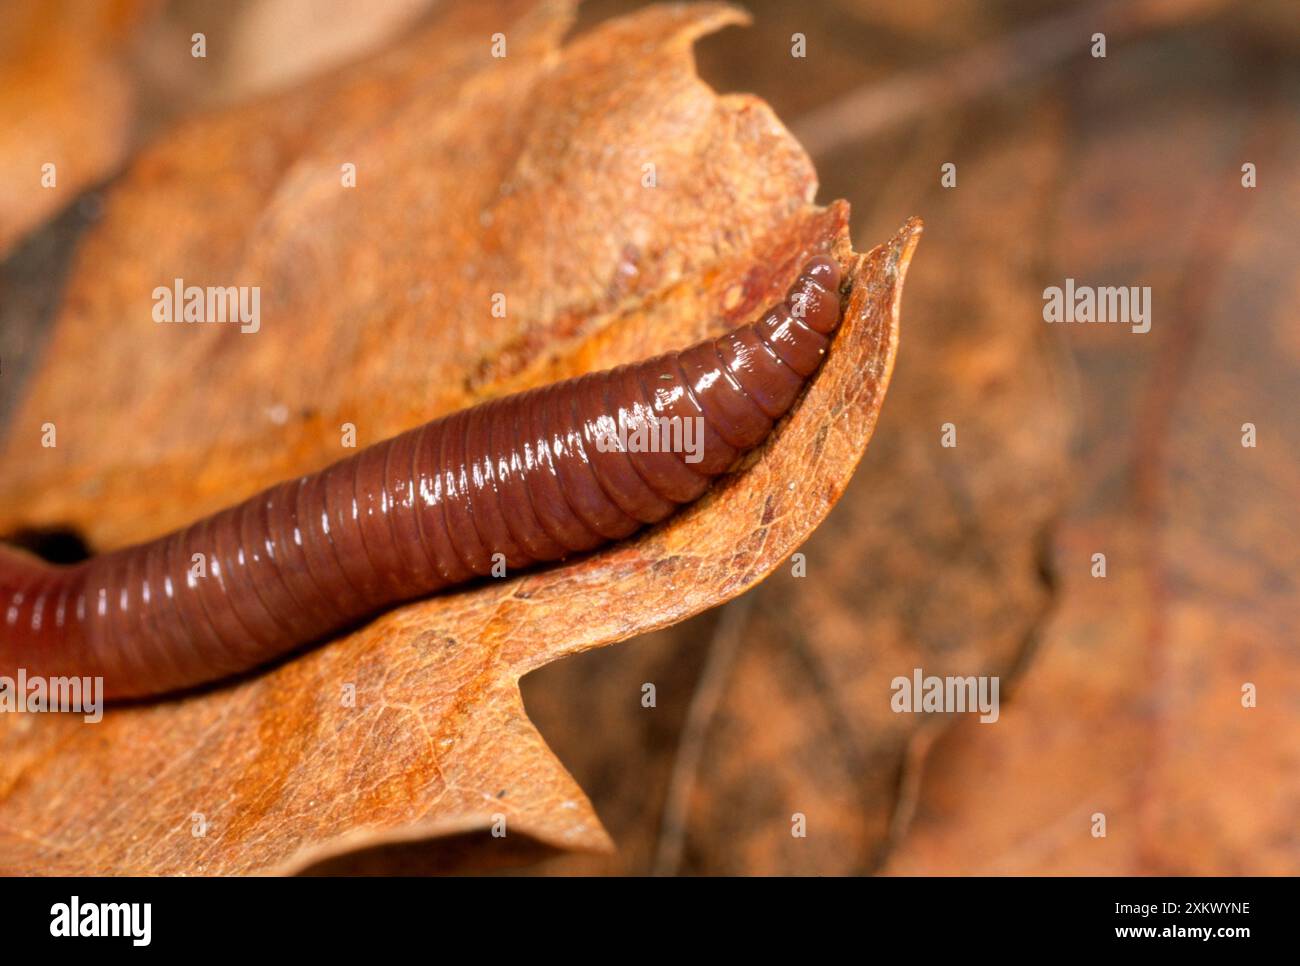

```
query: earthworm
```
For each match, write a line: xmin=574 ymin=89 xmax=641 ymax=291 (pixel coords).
xmin=0 ymin=256 xmax=844 ymax=699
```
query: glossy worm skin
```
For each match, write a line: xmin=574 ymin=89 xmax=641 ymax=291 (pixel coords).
xmin=0 ymin=257 xmax=844 ymax=698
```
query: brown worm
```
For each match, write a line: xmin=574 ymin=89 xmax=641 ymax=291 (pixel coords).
xmin=0 ymin=256 xmax=844 ymax=699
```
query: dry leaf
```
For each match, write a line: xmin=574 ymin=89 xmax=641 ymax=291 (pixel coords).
xmin=0 ymin=0 xmax=919 ymax=874
xmin=0 ymin=217 xmax=915 ymax=875
xmin=0 ymin=1 xmax=818 ymax=547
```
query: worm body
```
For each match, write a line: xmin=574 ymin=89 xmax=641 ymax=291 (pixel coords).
xmin=1 ymin=258 xmax=844 ymax=698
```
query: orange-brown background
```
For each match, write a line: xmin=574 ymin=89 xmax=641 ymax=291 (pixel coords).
xmin=1 ymin=0 xmax=1296 ymax=875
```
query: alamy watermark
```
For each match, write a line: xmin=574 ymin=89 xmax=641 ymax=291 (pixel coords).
xmin=50 ymin=896 xmax=151 ymax=946
xmin=891 ymin=667 xmax=999 ymax=723
xmin=1043 ymin=278 xmax=1150 ymax=334
xmin=0 ymin=668 xmax=103 ymax=723
xmin=593 ymin=413 xmax=705 ymax=464
xmin=152 ymin=278 xmax=260 ymax=333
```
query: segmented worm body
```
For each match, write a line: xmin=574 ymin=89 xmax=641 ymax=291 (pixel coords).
xmin=0 ymin=257 xmax=844 ymax=698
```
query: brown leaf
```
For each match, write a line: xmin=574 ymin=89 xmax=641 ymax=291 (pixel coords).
xmin=0 ymin=217 xmax=917 ymax=875
xmin=0 ymin=1 xmax=820 ymax=548
xmin=0 ymin=0 xmax=919 ymax=874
